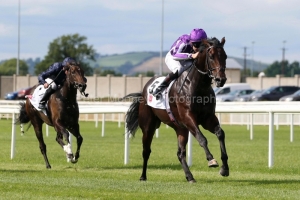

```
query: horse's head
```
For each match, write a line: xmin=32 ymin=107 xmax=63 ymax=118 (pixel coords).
xmin=197 ymin=37 xmax=227 ymax=87
xmin=64 ymin=61 xmax=87 ymax=94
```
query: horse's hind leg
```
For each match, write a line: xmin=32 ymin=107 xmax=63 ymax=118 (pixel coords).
xmin=139 ymin=107 xmax=159 ymax=181
xmin=203 ymin=115 xmax=229 ymax=177
xmin=176 ymin=128 xmax=196 ymax=182
xmin=32 ymin=119 xmax=51 ymax=169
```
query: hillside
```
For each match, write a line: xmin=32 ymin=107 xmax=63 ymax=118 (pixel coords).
xmin=0 ymin=51 xmax=270 ymax=76
xmin=230 ymin=56 xmax=269 ymax=72
xmin=87 ymin=51 xmax=168 ymax=74
xmin=89 ymin=52 xmax=270 ymax=75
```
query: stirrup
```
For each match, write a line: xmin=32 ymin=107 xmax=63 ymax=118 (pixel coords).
xmin=38 ymin=103 xmax=45 ymax=110
xmin=152 ymin=88 xmax=162 ymax=97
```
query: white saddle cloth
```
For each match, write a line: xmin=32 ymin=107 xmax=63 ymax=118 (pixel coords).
xmin=146 ymin=77 xmax=174 ymax=109
xmin=26 ymin=85 xmax=47 ymax=114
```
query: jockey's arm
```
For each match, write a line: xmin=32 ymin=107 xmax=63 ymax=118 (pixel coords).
xmin=172 ymin=43 xmax=194 ymax=61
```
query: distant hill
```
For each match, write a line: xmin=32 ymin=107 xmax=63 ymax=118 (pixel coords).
xmin=229 ymin=56 xmax=269 ymax=73
xmin=87 ymin=51 xmax=168 ymax=74
xmin=88 ymin=52 xmax=270 ymax=75
xmin=0 ymin=51 xmax=271 ymax=76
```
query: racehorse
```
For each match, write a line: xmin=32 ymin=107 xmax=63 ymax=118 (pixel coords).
xmin=17 ymin=62 xmax=87 ymax=169
xmin=122 ymin=37 xmax=228 ymax=182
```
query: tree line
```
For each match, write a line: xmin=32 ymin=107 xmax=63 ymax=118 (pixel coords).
xmin=0 ymin=33 xmax=299 ymax=77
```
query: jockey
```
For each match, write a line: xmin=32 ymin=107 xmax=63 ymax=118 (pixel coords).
xmin=37 ymin=57 xmax=86 ymax=110
xmin=151 ymin=28 xmax=207 ymax=99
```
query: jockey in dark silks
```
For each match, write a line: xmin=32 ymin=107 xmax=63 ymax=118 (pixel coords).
xmin=37 ymin=57 xmax=87 ymax=110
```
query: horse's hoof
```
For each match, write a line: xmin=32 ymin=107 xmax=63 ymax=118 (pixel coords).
xmin=188 ymin=179 xmax=196 ymax=183
xmin=219 ymin=168 xmax=229 ymax=177
xmin=208 ymin=159 xmax=219 ymax=168
xmin=140 ymin=177 xmax=147 ymax=181
xmin=71 ymin=158 xmax=78 ymax=164
xmin=66 ymin=154 xmax=74 ymax=160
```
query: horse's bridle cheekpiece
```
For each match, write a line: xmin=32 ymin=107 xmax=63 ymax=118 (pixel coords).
xmin=195 ymin=45 xmax=224 ymax=81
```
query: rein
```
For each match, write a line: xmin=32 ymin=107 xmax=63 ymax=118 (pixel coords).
xmin=45 ymin=68 xmax=64 ymax=87
xmin=195 ymin=46 xmax=214 ymax=77
xmin=177 ymin=46 xmax=212 ymax=94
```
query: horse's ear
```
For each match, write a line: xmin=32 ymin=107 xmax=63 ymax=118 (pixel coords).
xmin=221 ymin=37 xmax=226 ymax=46
xmin=201 ymin=39 xmax=210 ymax=48
xmin=202 ymin=39 xmax=208 ymax=45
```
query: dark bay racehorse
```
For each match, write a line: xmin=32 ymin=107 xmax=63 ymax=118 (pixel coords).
xmin=122 ymin=37 xmax=228 ymax=182
xmin=17 ymin=62 xmax=87 ymax=169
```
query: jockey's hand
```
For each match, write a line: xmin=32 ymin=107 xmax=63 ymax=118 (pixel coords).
xmin=43 ymin=83 xmax=49 ymax=89
xmin=191 ymin=52 xmax=199 ymax=59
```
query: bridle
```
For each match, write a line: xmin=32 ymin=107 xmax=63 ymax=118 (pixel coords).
xmin=194 ymin=45 xmax=225 ymax=80
xmin=66 ymin=65 xmax=89 ymax=97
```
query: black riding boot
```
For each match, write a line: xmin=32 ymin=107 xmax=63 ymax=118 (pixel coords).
xmin=38 ymin=88 xmax=54 ymax=110
xmin=152 ymin=71 xmax=178 ymax=100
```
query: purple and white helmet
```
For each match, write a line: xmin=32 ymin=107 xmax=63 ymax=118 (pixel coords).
xmin=189 ymin=28 xmax=207 ymax=42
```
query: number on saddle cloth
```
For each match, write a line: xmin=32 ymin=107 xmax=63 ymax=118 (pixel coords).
xmin=148 ymin=77 xmax=165 ymax=94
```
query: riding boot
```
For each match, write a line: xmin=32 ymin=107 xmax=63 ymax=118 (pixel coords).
xmin=38 ymin=88 xmax=54 ymax=110
xmin=152 ymin=71 xmax=178 ymax=100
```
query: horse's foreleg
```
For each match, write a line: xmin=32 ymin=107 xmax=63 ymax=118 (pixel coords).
xmin=54 ymin=127 xmax=75 ymax=162
xmin=203 ymin=116 xmax=229 ymax=177
xmin=176 ymin=132 xmax=196 ymax=183
xmin=214 ymin=124 xmax=229 ymax=177
xmin=68 ymin=125 xmax=83 ymax=163
xmin=186 ymin=121 xmax=216 ymax=166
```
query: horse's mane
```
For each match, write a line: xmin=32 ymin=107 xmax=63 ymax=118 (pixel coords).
xmin=199 ymin=37 xmax=221 ymax=52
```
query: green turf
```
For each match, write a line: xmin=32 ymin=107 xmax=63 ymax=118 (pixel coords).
xmin=0 ymin=119 xmax=299 ymax=199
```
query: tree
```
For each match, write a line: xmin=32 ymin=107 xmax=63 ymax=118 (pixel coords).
xmin=264 ymin=61 xmax=284 ymax=77
xmin=35 ymin=34 xmax=96 ymax=75
xmin=99 ymin=69 xmax=122 ymax=76
xmin=287 ymin=61 xmax=300 ymax=77
xmin=0 ymin=58 xmax=28 ymax=75
xmin=134 ymin=71 xmax=155 ymax=77
xmin=264 ymin=60 xmax=300 ymax=77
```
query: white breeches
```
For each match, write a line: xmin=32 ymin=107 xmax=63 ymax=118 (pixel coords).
xmin=165 ymin=51 xmax=190 ymax=75
xmin=45 ymin=78 xmax=57 ymax=90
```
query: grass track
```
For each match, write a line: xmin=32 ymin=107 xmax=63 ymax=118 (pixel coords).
xmin=0 ymin=119 xmax=299 ymax=199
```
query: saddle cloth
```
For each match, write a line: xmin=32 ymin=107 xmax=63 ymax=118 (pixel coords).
xmin=26 ymin=85 xmax=47 ymax=114
xmin=146 ymin=77 xmax=174 ymax=109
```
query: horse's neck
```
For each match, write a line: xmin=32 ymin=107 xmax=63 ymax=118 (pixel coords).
xmin=59 ymin=82 xmax=77 ymax=101
xmin=188 ymin=65 xmax=212 ymax=92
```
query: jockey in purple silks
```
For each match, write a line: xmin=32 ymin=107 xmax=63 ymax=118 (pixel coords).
xmin=151 ymin=28 xmax=207 ymax=99
xmin=37 ymin=57 xmax=87 ymax=110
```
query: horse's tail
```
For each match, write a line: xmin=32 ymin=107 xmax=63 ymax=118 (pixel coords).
xmin=121 ymin=92 xmax=142 ymax=137
xmin=16 ymin=102 xmax=31 ymax=128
